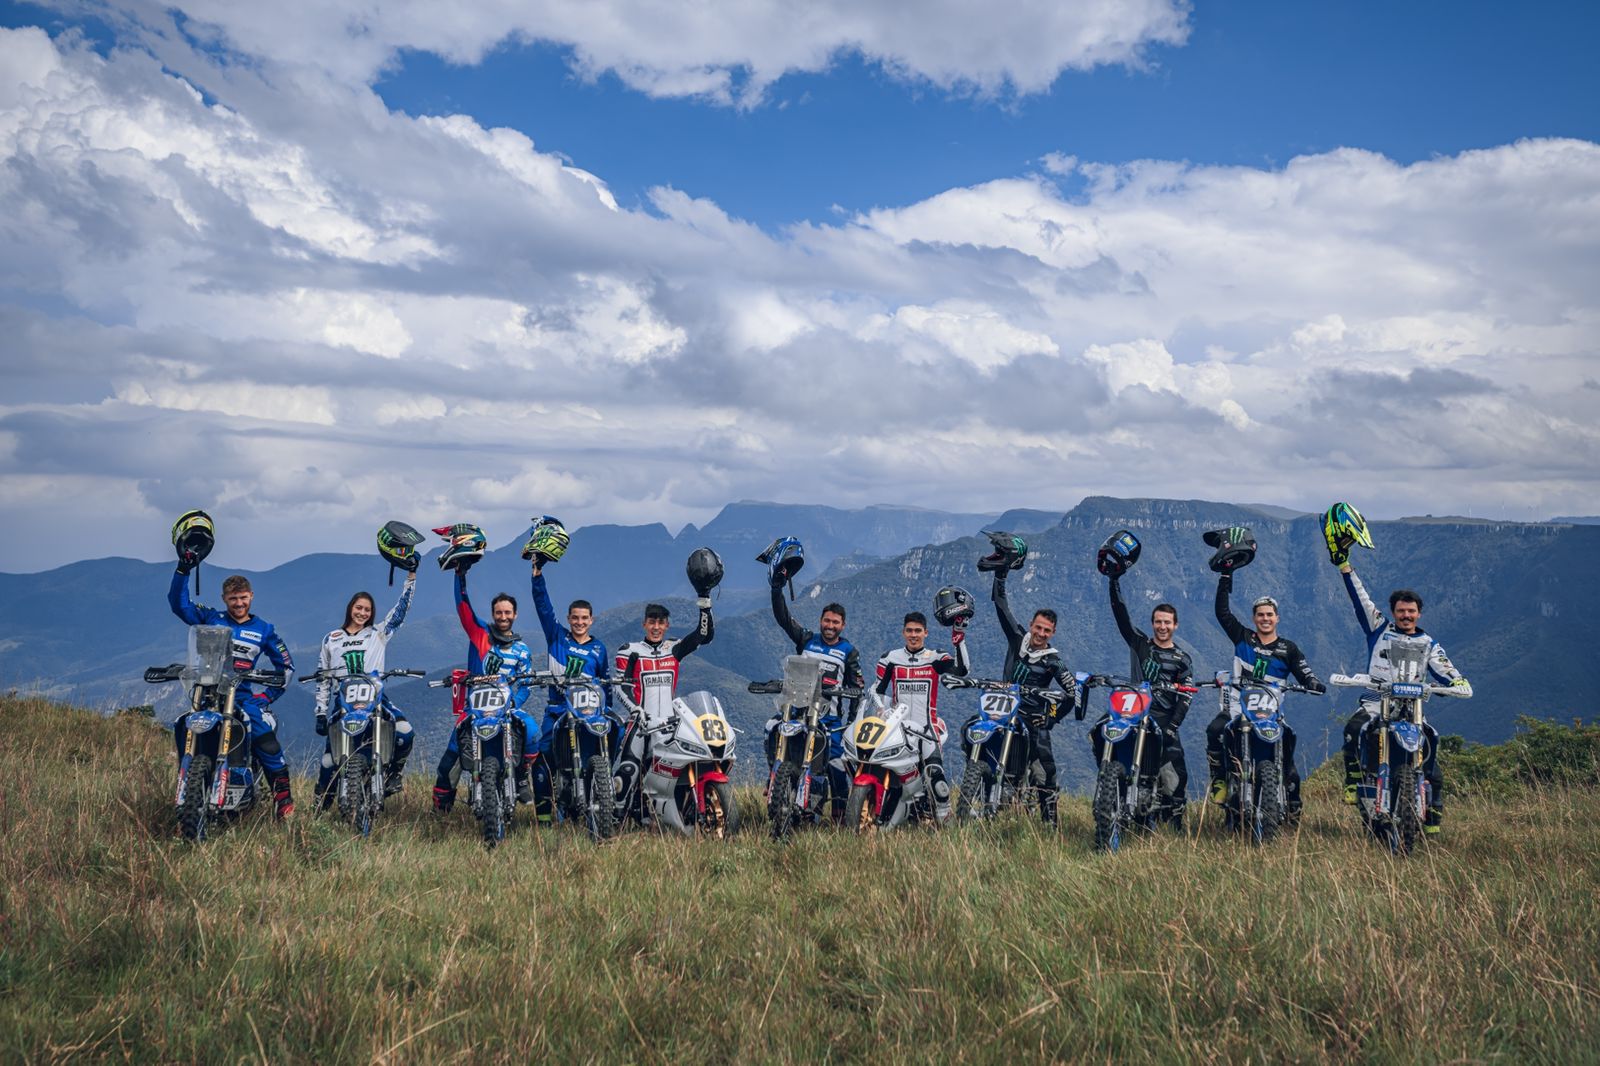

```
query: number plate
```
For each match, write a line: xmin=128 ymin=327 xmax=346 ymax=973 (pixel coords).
xmin=980 ymin=692 xmax=1018 ymax=718
xmin=340 ymin=678 xmax=377 ymax=705
xmin=468 ymin=685 xmax=509 ymax=712
xmin=569 ymin=685 xmax=602 ymax=710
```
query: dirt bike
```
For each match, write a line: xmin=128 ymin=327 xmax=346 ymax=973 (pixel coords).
xmin=751 ymin=656 xmax=861 ymax=840
xmin=1082 ymin=673 xmax=1198 ymax=851
xmin=948 ymin=677 xmax=1065 ymax=823
xmin=144 ymin=624 xmax=286 ymax=841
xmin=1198 ymin=673 xmax=1320 ymax=844
xmin=840 ymin=694 xmax=947 ymax=833
xmin=615 ymin=686 xmax=740 ymax=838
xmin=428 ymin=671 xmax=531 ymax=849
xmin=531 ymin=673 xmax=622 ymax=842
xmin=1331 ymin=636 xmax=1470 ymax=854
xmin=298 ymin=667 xmax=424 ymax=836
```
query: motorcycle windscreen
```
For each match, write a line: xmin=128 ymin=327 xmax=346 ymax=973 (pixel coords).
xmin=781 ymin=655 xmax=826 ymax=710
xmin=187 ymin=625 xmax=234 ymax=687
xmin=1386 ymin=636 xmax=1431 ymax=682
xmin=677 ymin=691 xmax=734 ymax=757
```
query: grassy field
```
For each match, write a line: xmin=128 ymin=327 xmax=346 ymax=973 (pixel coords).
xmin=2 ymin=695 xmax=1597 ymax=1064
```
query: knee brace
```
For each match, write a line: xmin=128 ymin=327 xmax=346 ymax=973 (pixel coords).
xmin=321 ymin=752 xmax=334 ymax=769
xmin=254 ymin=730 xmax=282 ymax=758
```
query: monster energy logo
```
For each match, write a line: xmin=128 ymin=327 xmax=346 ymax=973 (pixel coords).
xmin=1143 ymin=658 xmax=1161 ymax=682
xmin=342 ymin=649 xmax=366 ymax=675
xmin=1251 ymin=657 xmax=1269 ymax=681
xmin=564 ymin=655 xmax=585 ymax=678
xmin=485 ymin=651 xmax=504 ymax=675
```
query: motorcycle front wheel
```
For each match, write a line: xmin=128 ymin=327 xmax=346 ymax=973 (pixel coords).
xmin=1392 ymin=762 xmax=1422 ymax=855
xmin=957 ymin=755 xmax=992 ymax=822
xmin=1093 ymin=760 xmax=1128 ymax=852
xmin=477 ymin=756 xmax=505 ymax=849
xmin=178 ymin=754 xmax=212 ymax=842
xmin=340 ymin=752 xmax=374 ymax=837
xmin=843 ymin=783 xmax=878 ymax=835
xmin=1252 ymin=759 xmax=1284 ymax=845
xmin=768 ymin=762 xmax=800 ymax=841
xmin=585 ymin=755 xmax=618 ymax=841
xmin=695 ymin=779 xmax=738 ymax=840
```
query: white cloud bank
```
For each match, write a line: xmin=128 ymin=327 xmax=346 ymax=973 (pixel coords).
xmin=1 ymin=18 xmax=1598 ymax=569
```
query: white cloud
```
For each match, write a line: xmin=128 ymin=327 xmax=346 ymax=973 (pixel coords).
xmin=1 ymin=23 xmax=1598 ymax=569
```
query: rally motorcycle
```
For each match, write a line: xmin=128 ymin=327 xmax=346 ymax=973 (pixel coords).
xmin=949 ymin=677 xmax=1063 ymax=823
xmin=428 ymin=671 xmax=529 ymax=849
xmin=532 ymin=673 xmax=623 ymax=842
xmin=298 ymin=667 xmax=424 ymax=836
xmin=1083 ymin=673 xmax=1198 ymax=851
xmin=750 ymin=656 xmax=860 ymax=840
xmin=1199 ymin=674 xmax=1320 ymax=844
xmin=840 ymin=694 xmax=945 ymax=833
xmin=615 ymin=687 xmax=740 ymax=838
xmin=1331 ymin=636 xmax=1470 ymax=854
xmin=144 ymin=625 xmax=286 ymax=842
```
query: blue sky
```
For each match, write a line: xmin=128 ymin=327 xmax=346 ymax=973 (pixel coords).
xmin=1 ymin=1 xmax=1597 ymax=568
xmin=369 ymin=2 xmax=1600 ymax=227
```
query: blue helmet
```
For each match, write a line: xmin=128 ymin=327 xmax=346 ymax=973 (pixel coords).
xmin=757 ymin=536 xmax=805 ymax=588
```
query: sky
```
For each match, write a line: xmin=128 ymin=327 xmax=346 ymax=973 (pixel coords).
xmin=1 ymin=0 xmax=1598 ymax=571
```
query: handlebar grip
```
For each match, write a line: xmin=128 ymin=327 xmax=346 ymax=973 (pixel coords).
xmin=297 ymin=674 xmax=319 ymax=683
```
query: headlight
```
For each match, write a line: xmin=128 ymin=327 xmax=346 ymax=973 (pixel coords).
xmin=584 ymin=717 xmax=611 ymax=736
xmin=342 ymin=718 xmax=367 ymax=735
xmin=681 ymin=741 xmax=710 ymax=757
xmin=876 ymin=744 xmax=906 ymax=760
xmin=475 ymin=724 xmax=501 ymax=740
xmin=778 ymin=721 xmax=806 ymax=737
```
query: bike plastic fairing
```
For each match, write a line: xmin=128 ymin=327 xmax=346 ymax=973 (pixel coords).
xmin=782 ymin=655 xmax=826 ymax=710
xmin=1107 ymin=686 xmax=1153 ymax=719
xmin=1390 ymin=720 xmax=1424 ymax=752
xmin=186 ymin=710 xmax=220 ymax=733
xmin=341 ymin=709 xmax=371 ymax=735
xmin=465 ymin=679 xmax=511 ymax=714
xmin=187 ymin=625 xmax=234 ymax=687
xmin=339 ymin=676 xmax=378 ymax=708
xmin=966 ymin=720 xmax=999 ymax=745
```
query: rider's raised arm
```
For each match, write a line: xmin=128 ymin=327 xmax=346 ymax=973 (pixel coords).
xmin=1340 ymin=566 xmax=1385 ymax=637
xmin=673 ymin=601 xmax=715 ymax=661
xmin=769 ymin=582 xmax=810 ymax=650
xmin=453 ymin=570 xmax=493 ymax=663
xmin=167 ymin=567 xmax=209 ymax=625
xmin=1108 ymin=574 xmax=1144 ymax=648
xmin=529 ymin=567 xmax=563 ymax=647
xmin=991 ymin=568 xmax=1024 ymax=647
xmin=933 ymin=639 xmax=971 ymax=678
xmin=380 ymin=570 xmax=416 ymax=640
xmin=1214 ymin=572 xmax=1251 ymax=644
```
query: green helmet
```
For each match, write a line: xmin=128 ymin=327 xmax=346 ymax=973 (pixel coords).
xmin=1322 ymin=502 xmax=1373 ymax=566
xmin=521 ymin=516 xmax=569 ymax=565
xmin=377 ymin=520 xmax=424 ymax=574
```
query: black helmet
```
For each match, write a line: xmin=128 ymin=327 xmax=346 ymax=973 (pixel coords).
xmin=756 ymin=536 xmax=805 ymax=586
xmin=933 ymin=585 xmax=976 ymax=627
xmin=521 ymin=515 xmax=570 ymax=565
xmin=377 ymin=521 xmax=424 ymax=583
xmin=433 ymin=523 xmax=487 ymax=572
xmin=1096 ymin=529 xmax=1141 ymax=578
xmin=977 ymin=530 xmax=1027 ymax=572
xmin=686 ymin=547 xmax=724 ymax=597
xmin=1203 ymin=525 xmax=1257 ymax=574
xmin=171 ymin=509 xmax=215 ymax=569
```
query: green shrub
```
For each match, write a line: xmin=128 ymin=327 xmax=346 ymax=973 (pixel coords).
xmin=1440 ymin=716 xmax=1600 ymax=797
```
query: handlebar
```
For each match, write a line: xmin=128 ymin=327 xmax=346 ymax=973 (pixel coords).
xmin=298 ymin=667 xmax=428 ymax=684
xmin=1329 ymin=673 xmax=1470 ymax=699
xmin=1196 ymin=674 xmax=1323 ymax=696
xmin=143 ymin=665 xmax=285 ymax=687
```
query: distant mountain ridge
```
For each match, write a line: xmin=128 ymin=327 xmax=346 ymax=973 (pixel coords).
xmin=2 ymin=497 xmax=1590 ymax=788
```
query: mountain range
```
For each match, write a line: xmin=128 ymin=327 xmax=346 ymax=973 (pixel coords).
xmin=3 ymin=497 xmax=1592 ymax=791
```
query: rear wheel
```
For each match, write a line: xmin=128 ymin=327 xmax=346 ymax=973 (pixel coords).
xmin=957 ymin=755 xmax=992 ymax=822
xmin=769 ymin=762 xmax=800 ymax=840
xmin=586 ymin=755 xmax=618 ymax=842
xmin=1093 ymin=760 xmax=1128 ymax=852
xmin=178 ymin=754 xmax=212 ymax=842
xmin=340 ymin=752 xmax=373 ymax=836
xmin=477 ymin=756 xmax=504 ymax=850
xmin=1252 ymin=759 xmax=1284 ymax=845
xmin=1393 ymin=762 xmax=1422 ymax=855
xmin=844 ymin=783 xmax=878 ymax=836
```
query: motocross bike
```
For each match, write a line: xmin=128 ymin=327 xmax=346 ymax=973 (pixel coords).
xmin=1331 ymin=636 xmax=1470 ymax=854
xmin=840 ymin=694 xmax=946 ymax=833
xmin=750 ymin=655 xmax=862 ymax=840
xmin=531 ymin=673 xmax=622 ymax=842
xmin=616 ymin=686 xmax=741 ymax=838
xmin=1083 ymin=673 xmax=1198 ymax=851
xmin=1198 ymin=673 xmax=1321 ymax=844
xmin=144 ymin=624 xmax=286 ymax=842
xmin=298 ymin=667 xmax=424 ymax=836
xmin=948 ymin=677 xmax=1065 ymax=823
xmin=428 ymin=671 xmax=531 ymax=849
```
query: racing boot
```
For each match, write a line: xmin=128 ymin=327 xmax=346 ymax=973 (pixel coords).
xmin=515 ymin=755 xmax=537 ymax=805
xmin=1208 ymin=777 xmax=1228 ymax=806
xmin=432 ymin=783 xmax=456 ymax=814
xmin=270 ymin=771 xmax=295 ymax=821
xmin=1037 ymin=789 xmax=1058 ymax=827
xmin=1424 ymin=805 xmax=1443 ymax=836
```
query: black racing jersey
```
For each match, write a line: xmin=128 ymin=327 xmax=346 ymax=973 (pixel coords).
xmin=1108 ymin=576 xmax=1193 ymax=727
xmin=1214 ymin=573 xmax=1323 ymax=714
xmin=992 ymin=569 xmax=1076 ymax=719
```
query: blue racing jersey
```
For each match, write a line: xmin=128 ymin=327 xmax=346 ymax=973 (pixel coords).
xmin=167 ymin=569 xmax=293 ymax=705
xmin=530 ymin=570 xmax=610 ymax=710
xmin=453 ymin=571 xmax=533 ymax=709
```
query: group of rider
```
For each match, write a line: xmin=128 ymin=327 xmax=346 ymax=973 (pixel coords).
xmin=162 ymin=502 xmax=1470 ymax=833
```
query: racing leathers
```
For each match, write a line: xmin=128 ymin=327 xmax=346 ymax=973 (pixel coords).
xmin=1107 ymin=576 xmax=1194 ymax=818
xmin=1338 ymin=565 xmax=1470 ymax=824
xmin=874 ymin=633 xmax=970 ymax=820
xmin=985 ymin=568 xmax=1076 ymax=824
xmin=614 ymin=602 xmax=715 ymax=812
xmin=764 ymin=585 xmax=863 ymax=820
xmin=529 ymin=569 xmax=611 ymax=820
xmin=167 ymin=569 xmax=295 ymax=812
xmin=313 ymin=573 xmax=416 ymax=807
xmin=432 ymin=570 xmax=535 ymax=811
xmin=1207 ymin=573 xmax=1324 ymax=814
